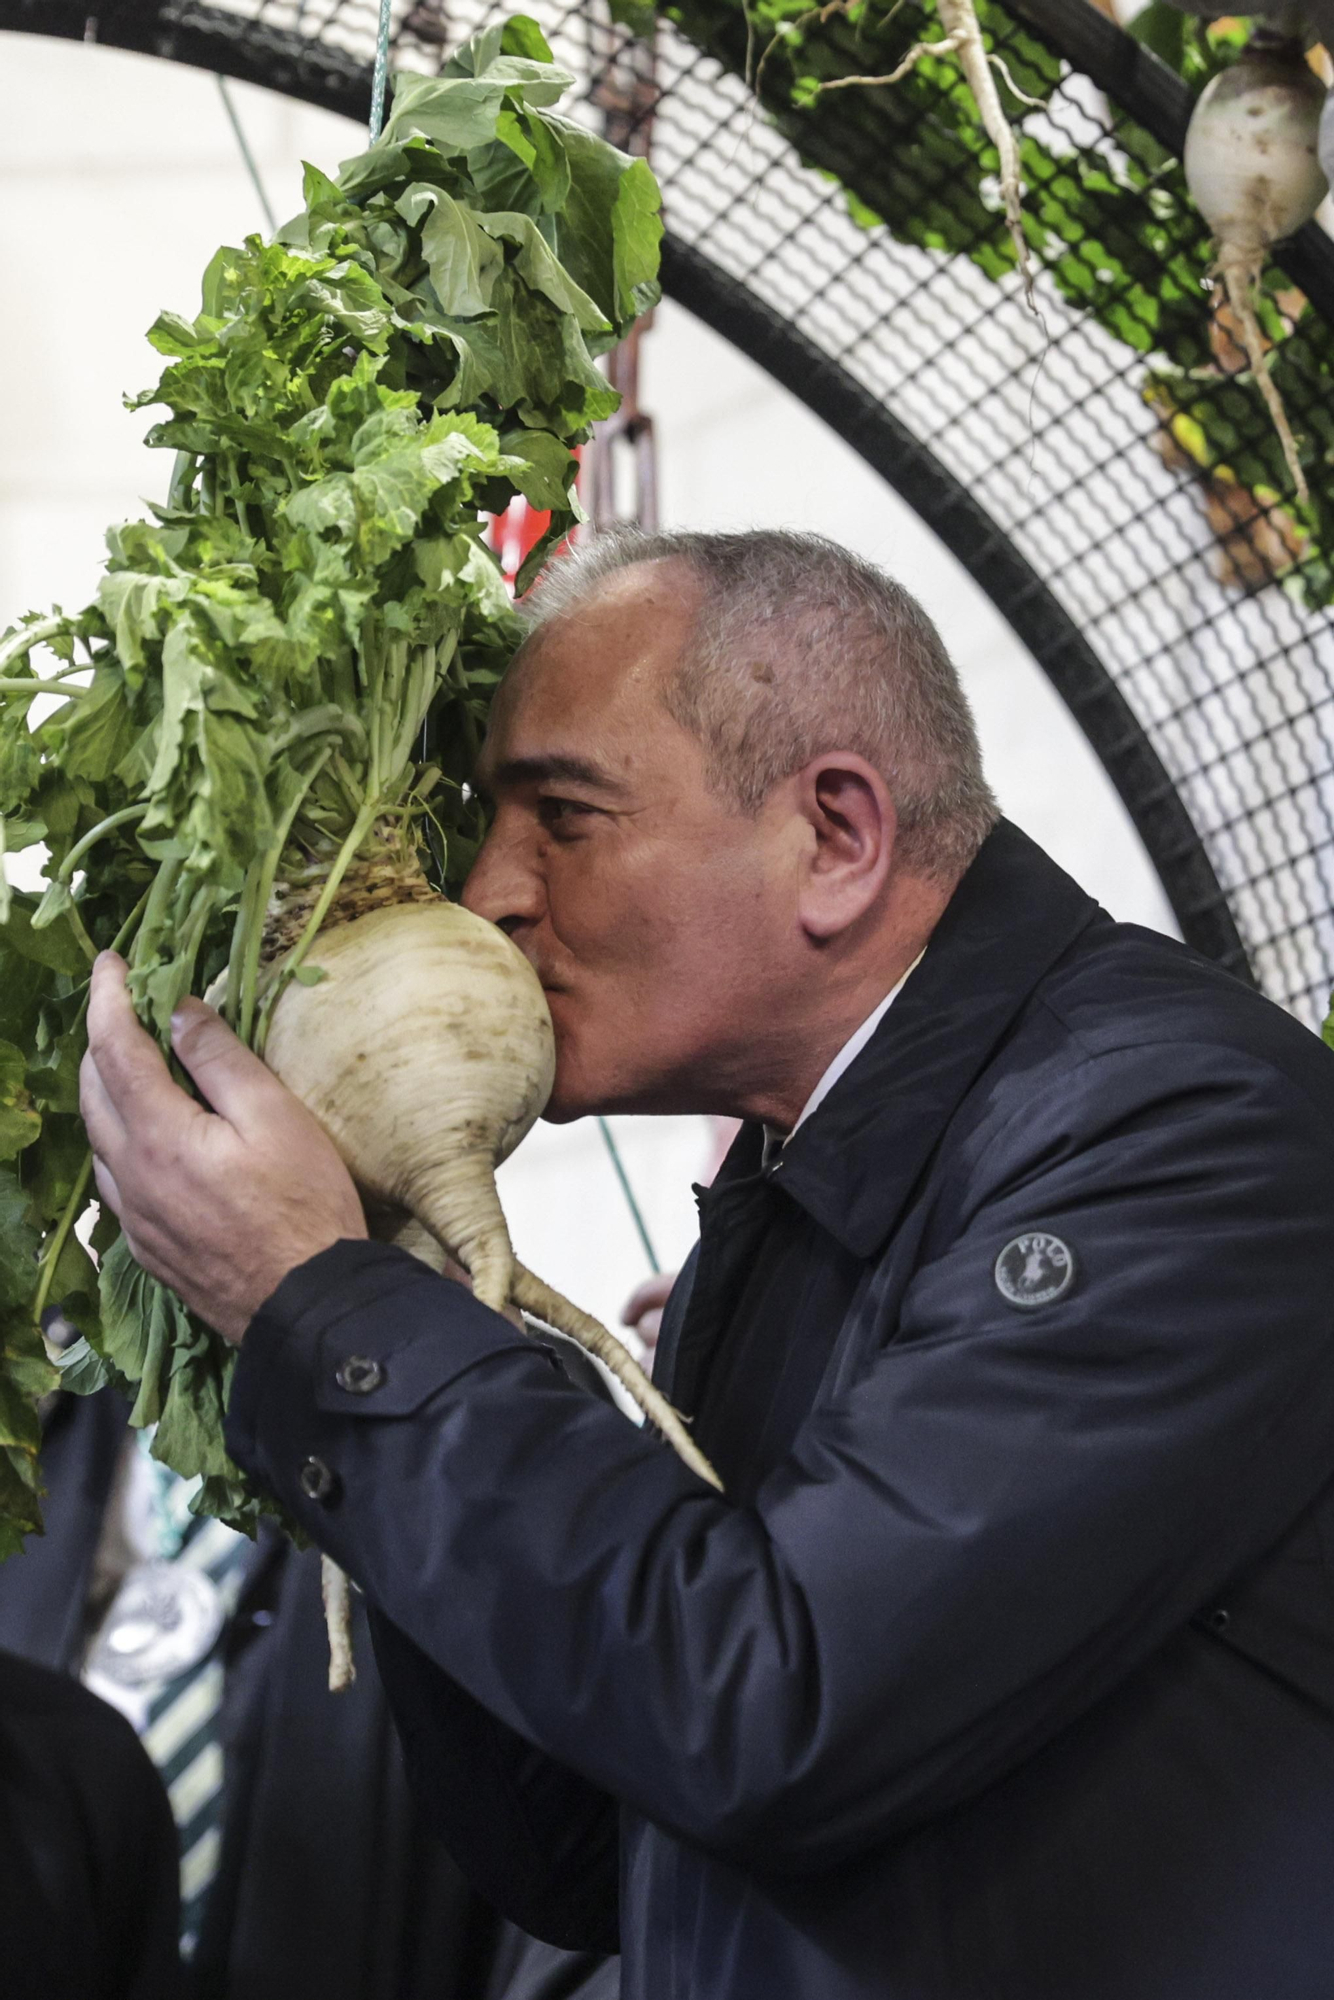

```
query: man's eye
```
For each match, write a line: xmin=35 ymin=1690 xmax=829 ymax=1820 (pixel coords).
xmin=537 ymin=796 xmax=593 ymax=831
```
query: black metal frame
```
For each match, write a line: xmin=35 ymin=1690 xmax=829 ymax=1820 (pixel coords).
xmin=11 ymin=0 xmax=1331 ymax=982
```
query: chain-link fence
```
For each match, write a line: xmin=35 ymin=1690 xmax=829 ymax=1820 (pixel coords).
xmin=7 ymin=0 xmax=1334 ymax=1023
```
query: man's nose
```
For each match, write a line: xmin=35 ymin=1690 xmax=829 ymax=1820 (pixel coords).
xmin=461 ymin=822 xmax=545 ymax=935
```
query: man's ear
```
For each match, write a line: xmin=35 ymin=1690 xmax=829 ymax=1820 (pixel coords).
xmin=792 ymin=754 xmax=896 ymax=942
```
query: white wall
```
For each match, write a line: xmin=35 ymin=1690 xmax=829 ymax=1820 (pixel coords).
xmin=0 ymin=33 xmax=1178 ymax=1335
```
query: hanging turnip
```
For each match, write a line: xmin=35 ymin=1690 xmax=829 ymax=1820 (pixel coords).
xmin=1182 ymin=34 xmax=1328 ymax=502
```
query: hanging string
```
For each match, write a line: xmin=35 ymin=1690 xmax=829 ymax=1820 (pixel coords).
xmin=598 ymin=1117 xmax=660 ymax=1271
xmin=215 ymin=75 xmax=278 ymax=236
xmin=370 ymin=0 xmax=395 ymax=142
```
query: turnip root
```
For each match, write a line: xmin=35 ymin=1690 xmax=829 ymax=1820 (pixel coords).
xmin=819 ymin=0 xmax=1038 ymax=309
xmin=263 ymin=891 xmax=722 ymax=1686
xmin=320 ymin=1556 xmax=357 ymax=1690
xmin=1183 ymin=37 xmax=1328 ymax=502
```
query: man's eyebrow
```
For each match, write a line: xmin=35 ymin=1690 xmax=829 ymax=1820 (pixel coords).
xmin=481 ymin=754 xmax=625 ymax=795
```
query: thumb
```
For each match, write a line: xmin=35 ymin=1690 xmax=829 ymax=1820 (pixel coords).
xmin=170 ymin=998 xmax=289 ymax=1133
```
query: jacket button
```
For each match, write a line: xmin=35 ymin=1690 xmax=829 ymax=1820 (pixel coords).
xmin=299 ymin=1456 xmax=340 ymax=1505
xmin=335 ymin=1355 xmax=385 ymax=1396
xmin=1208 ymin=1607 xmax=1231 ymax=1633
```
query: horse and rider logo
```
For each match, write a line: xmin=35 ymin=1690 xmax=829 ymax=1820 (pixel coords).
xmin=994 ymin=1231 xmax=1076 ymax=1309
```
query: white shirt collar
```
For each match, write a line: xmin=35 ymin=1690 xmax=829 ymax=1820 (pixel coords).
xmin=762 ymin=950 xmax=925 ymax=1167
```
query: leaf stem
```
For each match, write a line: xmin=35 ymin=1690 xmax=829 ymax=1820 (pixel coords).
xmin=63 ymin=898 xmax=100 ymax=966
xmin=57 ymin=804 xmax=150 ymax=883
xmin=32 ymin=1152 xmax=94 ymax=1326
xmin=0 ymin=617 xmax=69 ymax=677
xmin=71 ymin=888 xmax=152 ymax=1039
xmin=236 ymin=744 xmax=335 ymax=1045
xmin=254 ymin=795 xmax=380 ymax=1058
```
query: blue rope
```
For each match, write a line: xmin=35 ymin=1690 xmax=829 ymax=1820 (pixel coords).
xmin=598 ymin=1117 xmax=659 ymax=1271
xmin=215 ymin=75 xmax=277 ymax=236
xmin=370 ymin=0 xmax=395 ymax=142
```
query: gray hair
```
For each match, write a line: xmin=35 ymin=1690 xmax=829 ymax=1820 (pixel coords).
xmin=518 ymin=527 xmax=999 ymax=881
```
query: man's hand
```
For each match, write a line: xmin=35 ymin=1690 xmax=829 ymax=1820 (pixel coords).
xmin=621 ymin=1272 xmax=677 ymax=1363
xmin=80 ymin=953 xmax=367 ymax=1344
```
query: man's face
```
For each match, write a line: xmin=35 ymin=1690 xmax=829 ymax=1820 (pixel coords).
xmin=463 ymin=562 xmax=802 ymax=1120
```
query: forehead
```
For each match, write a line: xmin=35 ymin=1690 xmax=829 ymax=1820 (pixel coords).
xmin=482 ymin=560 xmax=701 ymax=771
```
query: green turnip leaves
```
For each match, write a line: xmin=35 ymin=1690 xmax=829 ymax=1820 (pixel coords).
xmin=0 ymin=12 xmax=662 ymax=1550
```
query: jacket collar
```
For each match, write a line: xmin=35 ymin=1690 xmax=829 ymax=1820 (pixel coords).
xmin=714 ymin=820 xmax=1103 ymax=1258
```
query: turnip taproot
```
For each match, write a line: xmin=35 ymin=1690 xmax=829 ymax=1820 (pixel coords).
xmin=818 ymin=0 xmax=1039 ymax=309
xmin=1183 ymin=35 xmax=1328 ymax=501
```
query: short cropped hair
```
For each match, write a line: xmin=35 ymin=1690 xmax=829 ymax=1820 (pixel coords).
xmin=518 ymin=527 xmax=999 ymax=881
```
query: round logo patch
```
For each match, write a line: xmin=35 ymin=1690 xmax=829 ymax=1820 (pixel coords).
xmin=994 ymin=1232 xmax=1076 ymax=1309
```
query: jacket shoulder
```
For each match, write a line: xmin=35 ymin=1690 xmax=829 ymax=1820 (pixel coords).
xmin=1032 ymin=920 xmax=1333 ymax=1095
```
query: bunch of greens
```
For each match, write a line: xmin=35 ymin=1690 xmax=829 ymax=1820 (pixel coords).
xmin=0 ymin=13 xmax=661 ymax=1555
xmin=654 ymin=0 xmax=1334 ymax=601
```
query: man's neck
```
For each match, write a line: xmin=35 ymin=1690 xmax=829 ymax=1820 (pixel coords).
xmin=732 ymin=912 xmax=941 ymax=1131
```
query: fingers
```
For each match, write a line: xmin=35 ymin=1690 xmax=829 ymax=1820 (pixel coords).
xmin=169 ymin=998 xmax=300 ymax=1138
xmin=84 ymin=954 xmax=193 ymax=1141
xmin=79 ymin=1045 xmax=127 ymax=1162
xmin=91 ymin=1152 xmax=123 ymax=1220
xmin=621 ymin=1272 xmax=675 ymax=1327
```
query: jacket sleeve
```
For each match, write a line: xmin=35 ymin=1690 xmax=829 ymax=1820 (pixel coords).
xmin=366 ymin=1606 xmax=621 ymax=1953
xmin=225 ymin=1039 xmax=1334 ymax=1876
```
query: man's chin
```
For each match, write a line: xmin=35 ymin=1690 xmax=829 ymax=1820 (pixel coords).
xmin=539 ymin=1095 xmax=585 ymax=1127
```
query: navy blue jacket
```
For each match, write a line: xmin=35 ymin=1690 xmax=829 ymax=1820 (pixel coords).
xmin=228 ymin=820 xmax=1334 ymax=2000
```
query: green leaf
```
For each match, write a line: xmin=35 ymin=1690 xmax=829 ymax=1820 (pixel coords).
xmin=0 ymin=815 xmax=46 ymax=853
xmin=412 ymin=188 xmax=505 ymax=317
xmin=497 ymin=427 xmax=577 ymax=510
xmin=377 ymin=73 xmax=512 ymax=157
xmin=548 ymin=123 xmax=662 ymax=331
xmin=57 ymin=1335 xmax=114 ymax=1397
xmin=500 ymin=14 xmax=556 ymax=62
xmin=476 ymin=210 xmax=611 ymax=332
xmin=0 ymin=1042 xmax=40 ymax=1162
xmin=1 ymin=895 xmax=90 ymax=976
xmin=0 ymin=1166 xmax=40 ymax=1312
xmin=30 ymin=878 xmax=74 ymax=933
xmin=607 ymin=0 xmax=657 ymax=35
xmin=97 ymin=1234 xmax=195 ymax=1429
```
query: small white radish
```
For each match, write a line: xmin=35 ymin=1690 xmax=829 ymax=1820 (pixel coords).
xmin=1183 ymin=37 xmax=1328 ymax=502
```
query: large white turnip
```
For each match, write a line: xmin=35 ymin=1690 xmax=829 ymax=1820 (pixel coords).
xmin=261 ymin=884 xmax=722 ymax=1681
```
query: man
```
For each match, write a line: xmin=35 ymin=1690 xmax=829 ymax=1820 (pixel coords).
xmin=82 ymin=529 xmax=1334 ymax=2000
